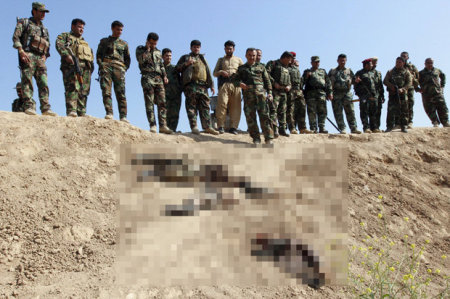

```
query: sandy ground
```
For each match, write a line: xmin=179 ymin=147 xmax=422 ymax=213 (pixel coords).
xmin=0 ymin=111 xmax=448 ymax=298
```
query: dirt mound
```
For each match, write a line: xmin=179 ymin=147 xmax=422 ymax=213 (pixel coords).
xmin=0 ymin=111 xmax=448 ymax=298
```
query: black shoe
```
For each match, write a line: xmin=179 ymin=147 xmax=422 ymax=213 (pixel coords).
xmin=385 ymin=127 xmax=393 ymax=133
xmin=279 ymin=128 xmax=290 ymax=137
xmin=253 ymin=139 xmax=261 ymax=144
xmin=401 ymin=127 xmax=408 ymax=133
xmin=218 ymin=127 xmax=225 ymax=134
xmin=229 ymin=128 xmax=238 ymax=135
xmin=319 ymin=128 xmax=328 ymax=134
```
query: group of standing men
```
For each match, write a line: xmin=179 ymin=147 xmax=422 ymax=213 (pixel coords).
xmin=12 ymin=3 xmax=449 ymax=142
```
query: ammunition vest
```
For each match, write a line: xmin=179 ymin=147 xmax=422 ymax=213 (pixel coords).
xmin=288 ymin=66 xmax=302 ymax=87
xmin=68 ymin=35 xmax=93 ymax=62
xmin=390 ymin=69 xmax=407 ymax=88
xmin=308 ymin=69 xmax=327 ymax=89
xmin=329 ymin=68 xmax=352 ymax=91
xmin=270 ymin=60 xmax=291 ymax=86
xmin=19 ymin=18 xmax=49 ymax=55
xmin=191 ymin=58 xmax=207 ymax=82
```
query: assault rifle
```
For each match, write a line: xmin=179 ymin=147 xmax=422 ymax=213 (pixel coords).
xmin=65 ymin=43 xmax=83 ymax=84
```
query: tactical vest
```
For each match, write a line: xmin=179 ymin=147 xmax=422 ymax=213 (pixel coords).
xmin=271 ymin=61 xmax=291 ymax=85
xmin=330 ymin=68 xmax=351 ymax=91
xmin=308 ymin=69 xmax=326 ymax=89
xmin=289 ymin=66 xmax=302 ymax=87
xmin=18 ymin=18 xmax=49 ymax=55
xmin=68 ymin=35 xmax=93 ymax=62
xmin=390 ymin=69 xmax=407 ymax=88
xmin=191 ymin=58 xmax=207 ymax=82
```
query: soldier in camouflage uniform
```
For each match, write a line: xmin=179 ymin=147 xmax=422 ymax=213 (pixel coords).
xmin=328 ymin=54 xmax=361 ymax=134
xmin=234 ymin=48 xmax=274 ymax=144
xmin=383 ymin=57 xmax=412 ymax=133
xmin=12 ymin=83 xmax=36 ymax=112
xmin=136 ymin=33 xmax=173 ymax=134
xmin=256 ymin=49 xmax=263 ymax=65
xmin=371 ymin=57 xmax=385 ymax=131
xmin=418 ymin=58 xmax=449 ymax=127
xmin=175 ymin=40 xmax=218 ymax=135
xmin=266 ymin=51 xmax=293 ymax=137
xmin=302 ymin=56 xmax=332 ymax=133
xmin=288 ymin=53 xmax=312 ymax=134
xmin=162 ymin=48 xmax=182 ymax=132
xmin=401 ymin=52 xmax=420 ymax=128
xmin=55 ymin=18 xmax=94 ymax=117
xmin=96 ymin=20 xmax=130 ymax=122
xmin=12 ymin=2 xmax=56 ymax=116
xmin=354 ymin=59 xmax=379 ymax=133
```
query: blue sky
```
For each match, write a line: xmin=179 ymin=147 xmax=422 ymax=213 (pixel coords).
xmin=2 ymin=0 xmax=449 ymax=133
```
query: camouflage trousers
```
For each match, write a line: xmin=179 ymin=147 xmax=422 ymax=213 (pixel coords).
xmin=271 ymin=90 xmax=288 ymax=130
xmin=100 ymin=62 xmax=127 ymax=118
xmin=61 ymin=64 xmax=92 ymax=116
xmin=165 ymin=86 xmax=182 ymax=131
xmin=359 ymin=97 xmax=379 ymax=130
xmin=406 ymin=88 xmax=415 ymax=124
xmin=12 ymin=97 xmax=36 ymax=112
xmin=332 ymin=91 xmax=358 ymax=131
xmin=375 ymin=97 xmax=384 ymax=129
xmin=289 ymin=89 xmax=307 ymax=130
xmin=242 ymin=88 xmax=274 ymax=141
xmin=20 ymin=52 xmax=50 ymax=112
xmin=183 ymin=83 xmax=212 ymax=130
xmin=386 ymin=93 xmax=408 ymax=129
xmin=306 ymin=96 xmax=327 ymax=130
xmin=141 ymin=75 xmax=167 ymax=127
xmin=421 ymin=94 xmax=449 ymax=125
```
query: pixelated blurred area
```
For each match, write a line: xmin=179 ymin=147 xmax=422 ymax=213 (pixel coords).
xmin=116 ymin=144 xmax=348 ymax=287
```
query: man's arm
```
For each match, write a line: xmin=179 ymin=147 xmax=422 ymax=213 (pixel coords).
xmin=213 ymin=57 xmax=223 ymax=78
xmin=175 ymin=55 xmax=188 ymax=73
xmin=383 ymin=70 xmax=395 ymax=91
xmin=124 ymin=43 xmax=131 ymax=70
xmin=440 ymin=69 xmax=446 ymax=88
xmin=96 ymin=39 xmax=105 ymax=67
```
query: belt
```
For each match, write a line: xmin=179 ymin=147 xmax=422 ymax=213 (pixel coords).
xmin=102 ymin=58 xmax=125 ymax=67
xmin=244 ymin=84 xmax=264 ymax=90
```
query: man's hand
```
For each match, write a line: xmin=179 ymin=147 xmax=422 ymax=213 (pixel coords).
xmin=267 ymin=94 xmax=273 ymax=101
xmin=274 ymin=82 xmax=281 ymax=90
xmin=163 ymin=77 xmax=168 ymax=85
xmin=64 ymin=55 xmax=74 ymax=64
xmin=219 ymin=70 xmax=229 ymax=78
xmin=19 ymin=50 xmax=30 ymax=64
xmin=306 ymin=71 xmax=311 ymax=79
xmin=327 ymin=94 xmax=333 ymax=101
xmin=285 ymin=85 xmax=291 ymax=92
xmin=210 ymin=87 xmax=215 ymax=96
xmin=240 ymin=82 xmax=248 ymax=90
xmin=185 ymin=57 xmax=194 ymax=66
xmin=354 ymin=76 xmax=361 ymax=83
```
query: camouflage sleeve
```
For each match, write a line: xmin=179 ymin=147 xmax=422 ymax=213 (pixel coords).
xmin=96 ymin=39 xmax=105 ymax=66
xmin=403 ymin=71 xmax=412 ymax=91
xmin=328 ymin=68 xmax=335 ymax=88
xmin=124 ymin=43 xmax=131 ymax=70
xmin=324 ymin=71 xmax=332 ymax=96
xmin=412 ymin=65 xmax=420 ymax=90
xmin=213 ymin=57 xmax=222 ymax=78
xmin=439 ymin=69 xmax=446 ymax=88
xmin=205 ymin=58 xmax=214 ymax=89
xmin=263 ymin=68 xmax=272 ymax=94
xmin=135 ymin=46 xmax=144 ymax=65
xmin=265 ymin=61 xmax=275 ymax=84
xmin=175 ymin=55 xmax=187 ymax=73
xmin=159 ymin=54 xmax=167 ymax=78
xmin=383 ymin=70 xmax=394 ymax=91
xmin=377 ymin=72 xmax=385 ymax=99
xmin=45 ymin=29 xmax=50 ymax=58
xmin=233 ymin=66 xmax=242 ymax=87
xmin=12 ymin=21 xmax=25 ymax=49
xmin=55 ymin=33 xmax=69 ymax=57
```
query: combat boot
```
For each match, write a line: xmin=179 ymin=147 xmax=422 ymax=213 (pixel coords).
xmin=204 ymin=127 xmax=219 ymax=135
xmin=150 ymin=125 xmax=157 ymax=133
xmin=432 ymin=122 xmax=439 ymax=127
xmin=393 ymin=124 xmax=401 ymax=130
xmin=68 ymin=111 xmax=77 ymax=117
xmin=401 ymin=127 xmax=408 ymax=133
xmin=384 ymin=127 xmax=393 ymax=133
xmin=350 ymin=128 xmax=362 ymax=134
xmin=372 ymin=128 xmax=381 ymax=133
xmin=319 ymin=127 xmax=328 ymax=134
xmin=191 ymin=126 xmax=200 ymax=135
xmin=273 ymin=127 xmax=279 ymax=138
xmin=290 ymin=129 xmax=299 ymax=134
xmin=300 ymin=128 xmax=313 ymax=134
xmin=253 ymin=139 xmax=261 ymax=144
xmin=159 ymin=126 xmax=174 ymax=134
xmin=265 ymin=139 xmax=273 ymax=145
xmin=24 ymin=108 xmax=37 ymax=115
xmin=105 ymin=114 xmax=113 ymax=120
xmin=364 ymin=128 xmax=372 ymax=133
xmin=407 ymin=122 xmax=413 ymax=129
xmin=42 ymin=109 xmax=57 ymax=116
xmin=279 ymin=128 xmax=290 ymax=137
xmin=120 ymin=117 xmax=130 ymax=123
xmin=339 ymin=128 xmax=347 ymax=134
xmin=443 ymin=122 xmax=450 ymax=127
xmin=218 ymin=127 xmax=225 ymax=134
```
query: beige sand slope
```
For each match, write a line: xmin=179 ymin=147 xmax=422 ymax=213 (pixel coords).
xmin=0 ymin=111 xmax=448 ymax=298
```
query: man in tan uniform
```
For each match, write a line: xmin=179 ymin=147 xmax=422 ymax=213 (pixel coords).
xmin=213 ymin=40 xmax=244 ymax=134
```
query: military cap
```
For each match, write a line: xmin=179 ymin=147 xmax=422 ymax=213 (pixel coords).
xmin=311 ymin=56 xmax=320 ymax=62
xmin=15 ymin=83 xmax=22 ymax=90
xmin=290 ymin=51 xmax=296 ymax=57
xmin=371 ymin=56 xmax=378 ymax=62
xmin=362 ymin=58 xmax=372 ymax=64
xmin=32 ymin=2 xmax=50 ymax=12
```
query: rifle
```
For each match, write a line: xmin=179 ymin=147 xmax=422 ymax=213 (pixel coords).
xmin=65 ymin=43 xmax=83 ymax=84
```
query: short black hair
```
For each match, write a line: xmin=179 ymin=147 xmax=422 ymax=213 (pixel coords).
xmin=425 ymin=58 xmax=433 ymax=63
xmin=190 ymin=40 xmax=201 ymax=47
xmin=401 ymin=51 xmax=409 ymax=56
xmin=111 ymin=20 xmax=124 ymax=29
xmin=338 ymin=54 xmax=347 ymax=59
xmin=280 ymin=51 xmax=293 ymax=59
xmin=246 ymin=47 xmax=256 ymax=54
xmin=224 ymin=40 xmax=235 ymax=48
xmin=162 ymin=48 xmax=172 ymax=56
xmin=256 ymin=49 xmax=262 ymax=52
xmin=396 ymin=57 xmax=406 ymax=63
xmin=147 ymin=32 xmax=159 ymax=41
xmin=71 ymin=18 xmax=85 ymax=26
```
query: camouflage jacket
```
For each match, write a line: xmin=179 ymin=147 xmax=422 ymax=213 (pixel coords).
xmin=288 ymin=65 xmax=303 ymax=89
xmin=136 ymin=46 xmax=166 ymax=79
xmin=373 ymin=69 xmax=385 ymax=100
xmin=234 ymin=62 xmax=272 ymax=94
xmin=266 ymin=60 xmax=291 ymax=87
xmin=328 ymin=67 xmax=354 ymax=93
xmin=13 ymin=17 xmax=50 ymax=57
xmin=419 ymin=67 xmax=446 ymax=97
xmin=302 ymin=68 xmax=332 ymax=98
xmin=55 ymin=31 xmax=94 ymax=70
xmin=175 ymin=53 xmax=213 ymax=88
xmin=354 ymin=69 xmax=378 ymax=99
xmin=383 ymin=67 xmax=412 ymax=94
xmin=96 ymin=36 xmax=130 ymax=70
xmin=405 ymin=62 xmax=420 ymax=91
xmin=164 ymin=63 xmax=182 ymax=95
